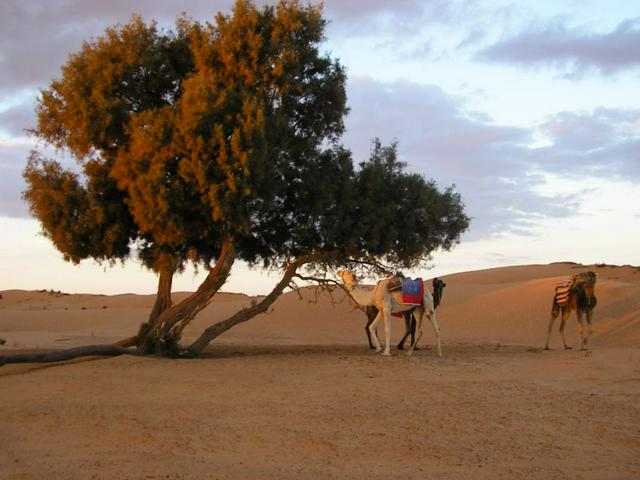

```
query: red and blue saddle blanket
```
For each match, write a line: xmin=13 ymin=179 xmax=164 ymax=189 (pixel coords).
xmin=402 ymin=277 xmax=424 ymax=305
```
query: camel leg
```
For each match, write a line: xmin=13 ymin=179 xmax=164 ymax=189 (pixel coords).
xmin=397 ymin=312 xmax=412 ymax=350
xmin=432 ymin=310 xmax=442 ymax=357
xmin=577 ymin=310 xmax=587 ymax=350
xmin=365 ymin=308 xmax=376 ymax=350
xmin=368 ymin=311 xmax=383 ymax=353
xmin=413 ymin=308 xmax=441 ymax=357
xmin=410 ymin=315 xmax=417 ymax=348
xmin=559 ymin=308 xmax=572 ymax=350
xmin=545 ymin=304 xmax=560 ymax=350
xmin=381 ymin=307 xmax=392 ymax=356
xmin=586 ymin=308 xmax=594 ymax=337
xmin=407 ymin=310 xmax=424 ymax=356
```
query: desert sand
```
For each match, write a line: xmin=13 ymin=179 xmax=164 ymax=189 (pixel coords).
xmin=1 ymin=262 xmax=639 ymax=479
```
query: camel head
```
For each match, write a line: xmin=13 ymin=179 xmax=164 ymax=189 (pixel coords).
xmin=576 ymin=271 xmax=597 ymax=285
xmin=569 ymin=271 xmax=598 ymax=311
xmin=574 ymin=281 xmax=597 ymax=310
xmin=336 ymin=269 xmax=358 ymax=288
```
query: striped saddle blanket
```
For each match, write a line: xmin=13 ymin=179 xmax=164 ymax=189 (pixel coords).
xmin=554 ymin=277 xmax=575 ymax=306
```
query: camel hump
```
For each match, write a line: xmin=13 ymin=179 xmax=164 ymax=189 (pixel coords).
xmin=387 ymin=276 xmax=403 ymax=292
xmin=554 ymin=277 xmax=575 ymax=306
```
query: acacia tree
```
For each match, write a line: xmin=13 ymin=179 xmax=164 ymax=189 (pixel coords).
xmin=7 ymin=1 xmax=469 ymax=364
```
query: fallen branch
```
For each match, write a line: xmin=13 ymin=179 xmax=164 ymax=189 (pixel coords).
xmin=0 ymin=344 xmax=141 ymax=366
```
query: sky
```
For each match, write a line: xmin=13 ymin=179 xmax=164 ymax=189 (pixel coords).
xmin=1 ymin=0 xmax=639 ymax=295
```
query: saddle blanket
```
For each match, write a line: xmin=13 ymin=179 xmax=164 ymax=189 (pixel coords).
xmin=554 ymin=277 xmax=575 ymax=306
xmin=402 ymin=278 xmax=424 ymax=305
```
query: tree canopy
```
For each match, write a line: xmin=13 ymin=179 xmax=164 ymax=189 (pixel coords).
xmin=20 ymin=0 xmax=470 ymax=359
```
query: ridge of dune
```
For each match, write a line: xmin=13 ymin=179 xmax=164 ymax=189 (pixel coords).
xmin=439 ymin=261 xmax=640 ymax=284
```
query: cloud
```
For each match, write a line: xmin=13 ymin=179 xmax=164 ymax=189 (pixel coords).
xmin=324 ymin=0 xmax=467 ymax=34
xmin=477 ymin=17 xmax=640 ymax=76
xmin=1 ymin=0 xmax=275 ymax=153
xmin=0 ymin=0 xmax=472 ymax=98
xmin=531 ymin=108 xmax=640 ymax=179
xmin=0 ymin=139 xmax=31 ymax=218
xmin=323 ymin=0 xmax=494 ymax=61
xmin=342 ymin=76 xmax=581 ymax=239
xmin=0 ymin=101 xmax=36 ymax=137
xmin=0 ymin=1 xmax=237 ymax=98
xmin=0 ymin=136 xmax=79 ymax=219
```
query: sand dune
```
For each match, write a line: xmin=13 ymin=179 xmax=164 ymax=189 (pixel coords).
xmin=2 ymin=262 xmax=638 ymax=350
xmin=1 ymin=262 xmax=639 ymax=479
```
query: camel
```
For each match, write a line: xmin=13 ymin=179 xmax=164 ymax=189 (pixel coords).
xmin=364 ymin=277 xmax=446 ymax=350
xmin=545 ymin=271 xmax=597 ymax=350
xmin=337 ymin=270 xmax=442 ymax=356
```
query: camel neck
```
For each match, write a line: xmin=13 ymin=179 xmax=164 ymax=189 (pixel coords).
xmin=345 ymin=284 xmax=375 ymax=307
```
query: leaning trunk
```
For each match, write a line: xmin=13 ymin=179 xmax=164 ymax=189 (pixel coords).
xmin=136 ymin=238 xmax=237 ymax=355
xmin=186 ymin=255 xmax=313 ymax=356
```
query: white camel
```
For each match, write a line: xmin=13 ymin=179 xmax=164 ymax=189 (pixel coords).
xmin=337 ymin=270 xmax=442 ymax=357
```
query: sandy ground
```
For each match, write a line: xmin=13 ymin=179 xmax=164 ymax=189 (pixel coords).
xmin=1 ymin=262 xmax=639 ymax=479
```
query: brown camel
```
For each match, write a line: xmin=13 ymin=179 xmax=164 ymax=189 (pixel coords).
xmin=545 ymin=271 xmax=597 ymax=350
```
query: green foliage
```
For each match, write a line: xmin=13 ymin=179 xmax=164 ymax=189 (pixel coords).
xmin=334 ymin=139 xmax=470 ymax=269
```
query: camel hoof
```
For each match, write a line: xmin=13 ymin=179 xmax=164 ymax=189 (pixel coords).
xmin=381 ymin=351 xmax=392 ymax=357
xmin=406 ymin=350 xmax=414 ymax=357
xmin=564 ymin=346 xmax=572 ymax=350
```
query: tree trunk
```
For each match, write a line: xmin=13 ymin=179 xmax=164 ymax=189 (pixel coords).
xmin=131 ymin=257 xmax=175 ymax=351
xmin=136 ymin=238 xmax=237 ymax=355
xmin=149 ymin=265 xmax=174 ymax=323
xmin=186 ymin=254 xmax=312 ymax=356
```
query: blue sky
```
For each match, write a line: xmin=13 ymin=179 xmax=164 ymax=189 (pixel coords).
xmin=1 ymin=0 xmax=639 ymax=294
